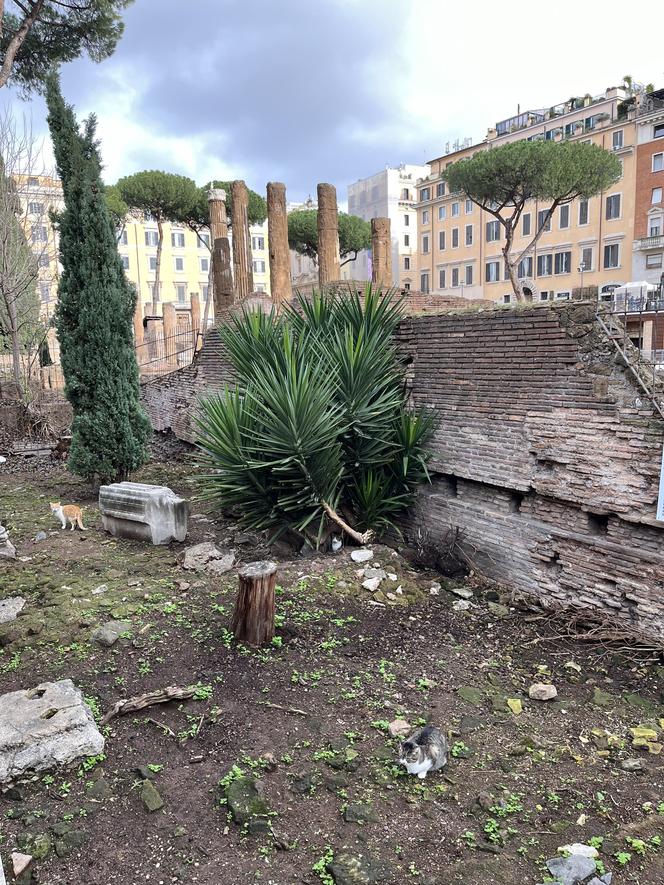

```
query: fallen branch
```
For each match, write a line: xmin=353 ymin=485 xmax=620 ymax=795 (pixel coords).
xmin=145 ymin=717 xmax=176 ymax=738
xmin=101 ymin=685 xmax=198 ymax=725
xmin=321 ymin=500 xmax=373 ymax=546
xmin=257 ymin=700 xmax=308 ymax=717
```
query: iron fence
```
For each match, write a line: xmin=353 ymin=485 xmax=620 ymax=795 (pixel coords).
xmin=136 ymin=329 xmax=202 ymax=375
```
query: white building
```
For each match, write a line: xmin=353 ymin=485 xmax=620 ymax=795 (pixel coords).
xmin=346 ymin=164 xmax=430 ymax=289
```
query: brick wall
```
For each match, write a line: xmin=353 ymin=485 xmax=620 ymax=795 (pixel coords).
xmin=397 ymin=301 xmax=664 ymax=641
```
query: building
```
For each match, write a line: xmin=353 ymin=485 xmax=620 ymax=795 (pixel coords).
xmin=633 ymin=90 xmax=664 ymax=284
xmin=346 ymin=164 xmax=429 ymax=289
xmin=414 ymin=84 xmax=662 ymax=303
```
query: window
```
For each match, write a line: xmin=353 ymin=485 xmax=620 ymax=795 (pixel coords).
xmin=175 ymin=283 xmax=187 ymax=303
xmin=174 ymin=256 xmax=185 ymax=272
xmin=404 ymin=282 xmax=411 ymax=291
xmin=603 ymin=243 xmax=619 ymax=268
xmin=120 ymin=229 xmax=128 ymax=245
xmin=201 ymin=284 xmax=209 ymax=301
xmin=554 ymin=251 xmax=571 ymax=274
xmin=486 ymin=220 xmax=500 ymax=242
xmin=403 ymin=214 xmax=410 ymax=227
xmin=31 ymin=224 xmax=47 ymax=243
xmin=540 ymin=291 xmax=551 ymax=301
xmin=422 ymin=234 xmax=430 ymax=254
xmin=605 ymin=194 xmax=621 ymax=220
xmin=503 ymin=294 xmax=511 ymax=304
xmin=653 ymin=187 xmax=663 ymax=205
xmin=555 ymin=291 xmax=571 ymax=301
xmin=653 ymin=153 xmax=664 ymax=172
xmin=465 ymin=199 xmax=473 ymax=214
xmin=420 ymin=187 xmax=430 ymax=201
xmin=465 ymin=224 xmax=473 ymax=246
xmin=436 ymin=182 xmax=445 ymax=197
xmin=121 ymin=255 xmax=129 ymax=270
xmin=420 ymin=272 xmax=430 ymax=293
xmin=253 ymin=259 xmax=266 ymax=273
xmin=517 ymin=256 xmax=533 ymax=278
xmin=404 ymin=256 xmax=410 ymax=270
xmin=255 ymin=284 xmax=266 ymax=293
xmin=452 ymin=228 xmax=459 ymax=248
xmin=537 ymin=254 xmax=553 ymax=276
xmin=646 ymin=253 xmax=663 ymax=269
xmin=149 ymin=256 xmax=157 ymax=271
xmin=438 ymin=205 xmax=446 ymax=221
xmin=171 ymin=231 xmax=185 ymax=248
xmin=559 ymin=205 xmax=570 ymax=229
xmin=522 ymin=213 xmax=531 ymax=236
xmin=451 ymin=267 xmax=459 ymax=287
xmin=578 ymin=199 xmax=589 ymax=225
xmin=37 ymin=253 xmax=50 ymax=268
xmin=438 ymin=269 xmax=446 ymax=288
xmin=200 ymin=257 xmax=209 ymax=272
xmin=151 ymin=282 xmax=160 ymax=301
xmin=485 ymin=260 xmax=500 ymax=282
xmin=537 ymin=209 xmax=552 ymax=232
xmin=654 ymin=123 xmax=664 ymax=139
xmin=404 ymin=234 xmax=410 ymax=246
xmin=28 ymin=176 xmax=40 ymax=187
xmin=438 ymin=230 xmax=446 ymax=250
xmin=580 ymin=247 xmax=593 ymax=271
xmin=451 ymin=201 xmax=460 ymax=217
xmin=145 ymin=230 xmax=158 ymax=246
xmin=252 ymin=235 xmax=265 ymax=250
xmin=649 ymin=216 xmax=662 ymax=237
xmin=198 ymin=232 xmax=210 ymax=249
xmin=422 ymin=209 xmax=429 ymax=225
xmin=401 ymin=187 xmax=410 ymax=200
xmin=612 ymin=129 xmax=624 ymax=150
xmin=28 ymin=201 xmax=44 ymax=214
xmin=465 ymin=265 xmax=473 ymax=285
xmin=39 ymin=283 xmax=50 ymax=303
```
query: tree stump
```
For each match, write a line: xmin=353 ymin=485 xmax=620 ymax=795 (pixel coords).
xmin=231 ymin=561 xmax=277 ymax=646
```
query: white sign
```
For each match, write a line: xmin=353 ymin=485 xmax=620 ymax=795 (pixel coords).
xmin=658 ymin=444 xmax=664 ymax=522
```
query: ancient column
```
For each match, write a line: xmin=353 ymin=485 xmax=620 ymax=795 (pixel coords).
xmin=208 ymin=188 xmax=235 ymax=321
xmin=317 ymin=182 xmax=340 ymax=287
xmin=267 ymin=182 xmax=293 ymax=307
xmin=371 ymin=217 xmax=393 ymax=287
xmin=231 ymin=180 xmax=254 ymax=299
xmin=133 ymin=299 xmax=144 ymax=365
xmin=190 ymin=292 xmax=201 ymax=351
xmin=162 ymin=302 xmax=177 ymax=369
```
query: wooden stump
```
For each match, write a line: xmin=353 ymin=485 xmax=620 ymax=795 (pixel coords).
xmin=231 ymin=561 xmax=277 ymax=646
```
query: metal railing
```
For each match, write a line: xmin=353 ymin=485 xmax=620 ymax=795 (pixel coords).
xmin=136 ymin=328 xmax=201 ymax=375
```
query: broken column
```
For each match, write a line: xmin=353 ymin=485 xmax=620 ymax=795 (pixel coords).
xmin=267 ymin=182 xmax=293 ymax=307
xmin=162 ymin=302 xmax=177 ymax=369
xmin=371 ymin=217 xmax=393 ymax=287
xmin=231 ymin=180 xmax=254 ymax=299
xmin=190 ymin=292 xmax=201 ymax=351
xmin=99 ymin=482 xmax=188 ymax=545
xmin=317 ymin=182 xmax=340 ymax=287
xmin=208 ymin=188 xmax=235 ymax=321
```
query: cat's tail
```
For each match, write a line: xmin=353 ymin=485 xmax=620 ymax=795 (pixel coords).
xmin=77 ymin=517 xmax=87 ymax=531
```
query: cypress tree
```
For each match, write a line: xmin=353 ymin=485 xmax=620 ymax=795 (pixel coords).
xmin=45 ymin=74 xmax=150 ymax=483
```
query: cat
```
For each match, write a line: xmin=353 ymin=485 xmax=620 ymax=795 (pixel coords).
xmin=50 ymin=502 xmax=87 ymax=532
xmin=399 ymin=726 xmax=449 ymax=779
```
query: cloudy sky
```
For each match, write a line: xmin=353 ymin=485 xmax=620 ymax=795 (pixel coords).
xmin=2 ymin=0 xmax=664 ymax=202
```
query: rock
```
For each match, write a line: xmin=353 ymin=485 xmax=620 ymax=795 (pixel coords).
xmin=457 ymin=686 xmax=484 ymax=705
xmin=529 ymin=683 xmax=558 ymax=701
xmin=545 ymin=854 xmax=597 ymax=884
xmin=350 ymin=549 xmax=373 ymax=563
xmin=0 ymin=679 xmax=104 ymax=784
xmin=559 ymin=843 xmax=599 ymax=859
xmin=476 ymin=791 xmax=495 ymax=811
xmin=87 ymin=777 xmax=112 ymax=800
xmin=363 ymin=567 xmax=387 ymax=581
xmin=362 ymin=577 xmax=381 ymax=592
xmin=17 ymin=833 xmax=51 ymax=861
xmin=180 ymin=542 xmax=235 ymax=575
xmin=591 ymin=687 xmax=615 ymax=708
xmin=0 ymin=596 xmax=25 ymax=625
xmin=99 ymin=481 xmax=188 ymax=545
xmin=449 ymin=585 xmax=473 ymax=599
xmin=621 ymin=757 xmax=644 ymax=772
xmin=289 ymin=769 xmax=320 ymax=795
xmin=452 ymin=599 xmax=472 ymax=611
xmin=0 ymin=522 xmax=16 ymax=559
xmin=34 ymin=531 xmax=47 ymax=542
xmin=54 ymin=830 xmax=87 ymax=858
xmin=487 ymin=601 xmax=509 ymax=618
xmin=12 ymin=853 xmax=32 ymax=878
xmin=91 ymin=619 xmax=131 ymax=647
xmin=388 ymin=719 xmax=411 ymax=738
xmin=247 ymin=817 xmax=270 ymax=835
xmin=329 ymin=851 xmax=390 ymax=885
xmin=140 ymin=779 xmax=164 ymax=812
xmin=92 ymin=584 xmax=108 ymax=595
xmin=226 ymin=776 xmax=269 ymax=825
xmin=343 ymin=802 xmax=379 ymax=824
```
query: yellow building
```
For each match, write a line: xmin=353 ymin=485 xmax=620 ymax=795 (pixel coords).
xmin=415 ymin=84 xmax=647 ymax=303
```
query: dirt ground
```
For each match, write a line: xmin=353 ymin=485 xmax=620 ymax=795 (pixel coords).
xmin=1 ymin=457 xmax=664 ymax=885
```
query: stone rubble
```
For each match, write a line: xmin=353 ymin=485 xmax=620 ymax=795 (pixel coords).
xmin=180 ymin=542 xmax=235 ymax=575
xmin=529 ymin=683 xmax=558 ymax=701
xmin=350 ymin=549 xmax=374 ymax=563
xmin=0 ymin=596 xmax=25 ymax=625
xmin=0 ymin=522 xmax=16 ymax=559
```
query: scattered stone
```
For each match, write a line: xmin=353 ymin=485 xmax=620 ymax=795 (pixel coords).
xmin=343 ymin=802 xmax=379 ymax=824
xmin=87 ymin=777 xmax=112 ymax=801
xmin=92 ymin=584 xmax=108 ymax=595
xmin=487 ymin=601 xmax=509 ymax=618
xmin=0 ymin=596 xmax=25 ymax=625
xmin=430 ymin=582 xmax=442 ymax=592
xmin=91 ymin=619 xmax=131 ymax=647
xmin=449 ymin=585 xmax=473 ymax=600
xmin=387 ymin=573 xmax=397 ymax=581
xmin=226 ymin=776 xmax=269 ymax=825
xmin=388 ymin=719 xmax=411 ymax=738
xmin=452 ymin=599 xmax=472 ymax=611
xmin=329 ymin=850 xmax=390 ymax=885
xmin=362 ymin=577 xmax=381 ymax=592
xmin=457 ymin=686 xmax=484 ymax=706
xmin=529 ymin=683 xmax=558 ymax=701
xmin=17 ymin=833 xmax=51 ymax=861
xmin=0 ymin=522 xmax=16 ymax=559
xmin=180 ymin=542 xmax=235 ymax=575
xmin=99 ymin=481 xmax=188 ymax=544
xmin=140 ymin=779 xmax=164 ymax=812
xmin=545 ymin=854 xmax=596 ymax=885
xmin=350 ymin=549 xmax=373 ymax=563
xmin=363 ymin=567 xmax=387 ymax=581
xmin=386 ymin=592 xmax=397 ymax=601
xmin=247 ymin=817 xmax=270 ymax=835
xmin=429 ymin=586 xmax=440 ymax=596
xmin=621 ymin=757 xmax=644 ymax=772
xmin=0 ymin=679 xmax=104 ymax=784
xmin=34 ymin=531 xmax=47 ymax=542
xmin=559 ymin=843 xmax=599 ymax=859
xmin=54 ymin=830 xmax=87 ymax=858
xmin=11 ymin=853 xmax=32 ymax=878
xmin=289 ymin=770 xmax=320 ymax=795
xmin=591 ymin=687 xmax=615 ymax=708
xmin=507 ymin=698 xmax=523 ymax=715
xmin=476 ymin=791 xmax=495 ymax=811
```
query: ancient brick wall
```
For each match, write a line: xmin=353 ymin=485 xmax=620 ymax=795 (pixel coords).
xmin=397 ymin=301 xmax=664 ymax=641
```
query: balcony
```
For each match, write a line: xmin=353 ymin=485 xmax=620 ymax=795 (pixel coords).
xmin=633 ymin=235 xmax=664 ymax=251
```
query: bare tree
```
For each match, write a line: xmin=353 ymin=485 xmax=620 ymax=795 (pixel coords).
xmin=0 ymin=107 xmax=58 ymax=398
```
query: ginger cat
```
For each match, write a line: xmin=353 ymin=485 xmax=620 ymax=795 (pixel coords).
xmin=50 ymin=502 xmax=86 ymax=531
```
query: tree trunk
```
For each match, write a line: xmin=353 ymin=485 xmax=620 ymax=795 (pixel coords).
xmin=6 ymin=294 xmax=24 ymax=397
xmin=231 ymin=561 xmax=277 ymax=646
xmin=153 ymin=218 xmax=163 ymax=313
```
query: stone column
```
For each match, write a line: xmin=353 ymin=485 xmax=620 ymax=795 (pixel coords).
xmin=133 ymin=299 xmax=144 ymax=365
xmin=190 ymin=292 xmax=201 ymax=351
xmin=162 ymin=302 xmax=177 ymax=369
xmin=208 ymin=188 xmax=235 ymax=321
xmin=371 ymin=217 xmax=393 ymax=287
xmin=267 ymin=182 xmax=293 ymax=307
xmin=317 ymin=183 xmax=340 ymax=287
xmin=231 ymin=180 xmax=254 ymax=299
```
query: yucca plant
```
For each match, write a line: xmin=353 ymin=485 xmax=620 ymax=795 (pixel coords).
xmin=195 ymin=284 xmax=435 ymax=545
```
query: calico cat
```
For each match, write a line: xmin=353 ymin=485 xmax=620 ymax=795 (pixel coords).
xmin=50 ymin=502 xmax=87 ymax=531
xmin=399 ymin=726 xmax=448 ymax=779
